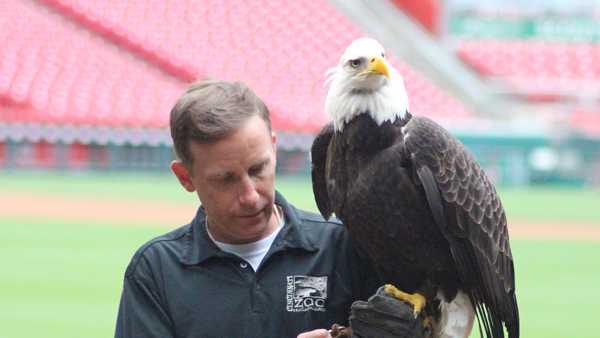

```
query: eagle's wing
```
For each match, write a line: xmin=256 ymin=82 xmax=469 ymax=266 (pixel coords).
xmin=311 ymin=122 xmax=335 ymax=220
xmin=405 ymin=116 xmax=519 ymax=338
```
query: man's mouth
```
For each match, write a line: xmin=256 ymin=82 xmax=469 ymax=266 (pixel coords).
xmin=239 ymin=209 xmax=263 ymax=218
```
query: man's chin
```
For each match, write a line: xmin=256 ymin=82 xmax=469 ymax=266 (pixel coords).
xmin=240 ymin=205 xmax=272 ymax=221
xmin=237 ymin=210 xmax=267 ymax=226
xmin=234 ymin=221 xmax=272 ymax=243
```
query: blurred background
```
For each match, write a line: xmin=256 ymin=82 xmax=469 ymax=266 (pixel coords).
xmin=0 ymin=0 xmax=599 ymax=337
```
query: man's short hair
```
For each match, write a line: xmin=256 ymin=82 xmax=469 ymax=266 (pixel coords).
xmin=170 ymin=79 xmax=271 ymax=166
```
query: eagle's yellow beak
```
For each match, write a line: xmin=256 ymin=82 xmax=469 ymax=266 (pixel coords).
xmin=366 ymin=57 xmax=389 ymax=79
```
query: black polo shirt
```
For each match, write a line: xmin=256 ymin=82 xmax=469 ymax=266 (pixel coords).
xmin=115 ymin=191 xmax=379 ymax=338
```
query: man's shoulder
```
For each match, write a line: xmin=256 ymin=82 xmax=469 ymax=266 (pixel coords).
xmin=124 ymin=223 xmax=192 ymax=278
xmin=277 ymin=191 xmax=342 ymax=228
xmin=294 ymin=207 xmax=343 ymax=227
xmin=290 ymin=207 xmax=350 ymax=247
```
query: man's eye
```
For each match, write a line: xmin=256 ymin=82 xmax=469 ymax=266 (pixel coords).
xmin=349 ymin=59 xmax=361 ymax=68
xmin=220 ymin=174 xmax=235 ymax=184
xmin=249 ymin=164 xmax=265 ymax=176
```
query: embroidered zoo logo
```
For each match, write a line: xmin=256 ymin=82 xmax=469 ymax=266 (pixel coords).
xmin=286 ymin=275 xmax=328 ymax=312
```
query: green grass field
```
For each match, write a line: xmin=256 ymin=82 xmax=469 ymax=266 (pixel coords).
xmin=1 ymin=172 xmax=599 ymax=338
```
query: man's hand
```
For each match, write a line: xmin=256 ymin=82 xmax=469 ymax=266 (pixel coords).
xmin=346 ymin=285 xmax=431 ymax=338
xmin=297 ymin=329 xmax=331 ymax=338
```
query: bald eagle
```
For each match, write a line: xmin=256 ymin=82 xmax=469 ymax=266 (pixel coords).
xmin=311 ymin=38 xmax=519 ymax=338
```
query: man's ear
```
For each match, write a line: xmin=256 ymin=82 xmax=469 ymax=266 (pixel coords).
xmin=171 ymin=160 xmax=196 ymax=192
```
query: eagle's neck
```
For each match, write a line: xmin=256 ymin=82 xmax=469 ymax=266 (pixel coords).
xmin=325 ymin=71 xmax=409 ymax=132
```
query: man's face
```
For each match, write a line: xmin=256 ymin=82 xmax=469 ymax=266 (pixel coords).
xmin=171 ymin=115 xmax=278 ymax=244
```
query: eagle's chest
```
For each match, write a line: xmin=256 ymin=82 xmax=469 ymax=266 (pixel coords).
xmin=343 ymin=155 xmax=432 ymax=243
xmin=330 ymin=115 xmax=400 ymax=182
xmin=332 ymin=133 xmax=430 ymax=238
xmin=330 ymin=127 xmax=454 ymax=287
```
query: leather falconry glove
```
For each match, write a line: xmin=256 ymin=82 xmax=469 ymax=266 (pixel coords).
xmin=331 ymin=286 xmax=431 ymax=338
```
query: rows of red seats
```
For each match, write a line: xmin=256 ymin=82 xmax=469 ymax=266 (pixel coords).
xmin=456 ymin=38 xmax=600 ymax=137
xmin=1 ymin=0 xmax=473 ymax=139
xmin=458 ymin=39 xmax=600 ymax=80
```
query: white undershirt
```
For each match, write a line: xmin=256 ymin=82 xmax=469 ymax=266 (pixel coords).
xmin=207 ymin=206 xmax=284 ymax=272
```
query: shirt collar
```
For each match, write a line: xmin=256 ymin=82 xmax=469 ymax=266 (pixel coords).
xmin=180 ymin=190 xmax=317 ymax=266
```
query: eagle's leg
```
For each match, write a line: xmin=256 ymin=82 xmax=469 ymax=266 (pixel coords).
xmin=383 ymin=284 xmax=426 ymax=317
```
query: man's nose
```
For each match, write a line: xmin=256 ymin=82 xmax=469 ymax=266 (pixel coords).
xmin=238 ymin=176 xmax=259 ymax=207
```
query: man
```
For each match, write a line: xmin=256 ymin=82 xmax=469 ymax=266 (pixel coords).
xmin=114 ymin=80 xmax=380 ymax=337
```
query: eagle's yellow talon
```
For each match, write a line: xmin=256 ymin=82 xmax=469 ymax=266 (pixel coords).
xmin=384 ymin=284 xmax=427 ymax=317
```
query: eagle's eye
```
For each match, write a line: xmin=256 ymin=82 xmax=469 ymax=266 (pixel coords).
xmin=381 ymin=52 xmax=385 ymax=58
xmin=348 ymin=58 xmax=362 ymax=69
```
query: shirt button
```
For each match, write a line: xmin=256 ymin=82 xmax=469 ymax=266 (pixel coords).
xmin=240 ymin=262 xmax=248 ymax=269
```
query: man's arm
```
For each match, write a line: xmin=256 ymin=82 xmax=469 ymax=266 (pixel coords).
xmin=115 ymin=257 xmax=174 ymax=338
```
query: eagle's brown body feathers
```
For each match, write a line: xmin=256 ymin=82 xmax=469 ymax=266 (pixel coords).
xmin=311 ymin=113 xmax=519 ymax=338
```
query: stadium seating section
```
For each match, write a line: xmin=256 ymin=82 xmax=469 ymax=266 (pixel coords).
xmin=457 ymin=39 xmax=600 ymax=97
xmin=449 ymin=12 xmax=600 ymax=138
xmin=0 ymin=0 xmax=471 ymax=145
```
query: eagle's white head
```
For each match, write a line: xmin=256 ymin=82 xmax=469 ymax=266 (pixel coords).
xmin=325 ymin=38 xmax=409 ymax=131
